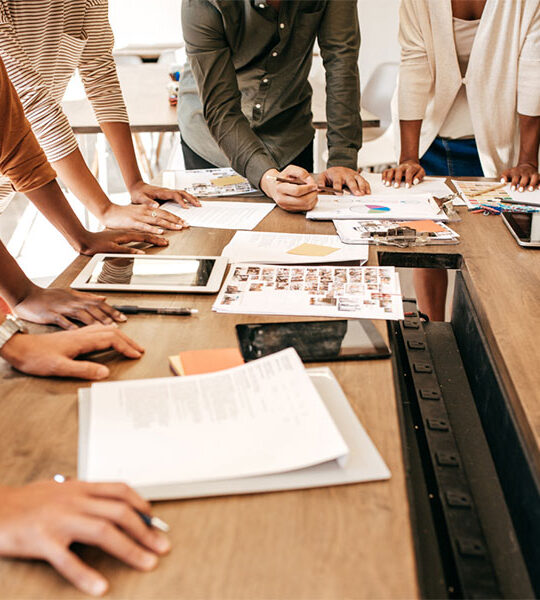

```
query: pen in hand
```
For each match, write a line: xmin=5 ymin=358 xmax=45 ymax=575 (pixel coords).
xmin=137 ymin=510 xmax=170 ymax=533
xmin=267 ymin=175 xmax=342 ymax=195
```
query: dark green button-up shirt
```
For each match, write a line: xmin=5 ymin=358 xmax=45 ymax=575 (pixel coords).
xmin=178 ymin=0 xmax=362 ymax=187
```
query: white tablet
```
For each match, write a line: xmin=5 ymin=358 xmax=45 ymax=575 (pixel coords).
xmin=71 ymin=254 xmax=229 ymax=293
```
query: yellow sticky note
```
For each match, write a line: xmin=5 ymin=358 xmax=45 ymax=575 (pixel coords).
xmin=211 ymin=174 xmax=246 ymax=186
xmin=287 ymin=243 xmax=340 ymax=257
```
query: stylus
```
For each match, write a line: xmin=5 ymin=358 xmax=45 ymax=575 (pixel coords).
xmin=113 ymin=305 xmax=198 ymax=316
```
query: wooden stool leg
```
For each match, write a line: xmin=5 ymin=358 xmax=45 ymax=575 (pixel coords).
xmin=133 ymin=133 xmax=154 ymax=180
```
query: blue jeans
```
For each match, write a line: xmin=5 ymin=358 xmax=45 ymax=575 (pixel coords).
xmin=420 ymin=136 xmax=484 ymax=177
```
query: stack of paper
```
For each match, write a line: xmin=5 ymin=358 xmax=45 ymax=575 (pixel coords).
xmin=307 ymin=194 xmax=446 ymax=222
xmin=162 ymin=200 xmax=274 ymax=230
xmin=334 ymin=220 xmax=459 ymax=245
xmin=213 ymin=264 xmax=404 ymax=320
xmin=221 ymin=231 xmax=369 ymax=264
xmin=78 ymin=348 xmax=391 ymax=500
xmin=162 ymin=168 xmax=258 ymax=197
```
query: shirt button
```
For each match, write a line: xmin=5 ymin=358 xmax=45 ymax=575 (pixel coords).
xmin=272 ymin=51 xmax=278 ymax=57
xmin=263 ymin=78 xmax=269 ymax=84
xmin=280 ymin=23 xmax=285 ymax=29
xmin=258 ymin=3 xmax=265 ymax=7
xmin=255 ymin=103 xmax=261 ymax=109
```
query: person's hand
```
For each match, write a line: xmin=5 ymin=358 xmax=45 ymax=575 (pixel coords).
xmin=129 ymin=180 xmax=200 ymax=209
xmin=13 ymin=286 xmax=127 ymax=330
xmin=100 ymin=203 xmax=189 ymax=235
xmin=499 ymin=163 xmax=540 ymax=192
xmin=0 ymin=323 xmax=144 ymax=379
xmin=77 ymin=230 xmax=169 ymax=256
xmin=318 ymin=167 xmax=371 ymax=196
xmin=382 ymin=160 xmax=426 ymax=188
xmin=0 ymin=480 xmax=170 ymax=596
xmin=260 ymin=165 xmax=319 ymax=212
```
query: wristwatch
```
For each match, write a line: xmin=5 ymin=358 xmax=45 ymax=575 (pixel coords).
xmin=0 ymin=314 xmax=28 ymax=351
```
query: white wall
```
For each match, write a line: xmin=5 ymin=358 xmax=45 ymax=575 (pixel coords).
xmin=109 ymin=0 xmax=183 ymax=48
xmin=108 ymin=0 xmax=401 ymax=86
xmin=358 ymin=0 xmax=400 ymax=88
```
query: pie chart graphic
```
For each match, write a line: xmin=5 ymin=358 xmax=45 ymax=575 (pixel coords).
xmin=366 ymin=204 xmax=391 ymax=214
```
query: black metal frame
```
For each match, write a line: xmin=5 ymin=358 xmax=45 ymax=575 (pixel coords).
xmin=388 ymin=298 xmax=534 ymax=598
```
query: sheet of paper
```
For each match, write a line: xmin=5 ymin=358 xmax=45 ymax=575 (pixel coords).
xmin=162 ymin=168 xmax=258 ymax=197
xmin=287 ymin=243 xmax=339 ymax=257
xmin=307 ymin=194 xmax=446 ymax=221
xmin=221 ymin=231 xmax=369 ymax=264
xmin=507 ymin=187 xmax=540 ymax=207
xmin=84 ymin=349 xmax=348 ymax=487
xmin=162 ymin=200 xmax=274 ymax=230
xmin=213 ymin=264 xmax=404 ymax=320
xmin=333 ymin=220 xmax=459 ymax=245
xmin=361 ymin=172 xmax=452 ymax=198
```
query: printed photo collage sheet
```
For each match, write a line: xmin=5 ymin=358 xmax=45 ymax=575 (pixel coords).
xmin=213 ymin=264 xmax=404 ymax=321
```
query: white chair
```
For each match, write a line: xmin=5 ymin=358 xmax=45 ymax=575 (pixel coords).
xmin=357 ymin=62 xmax=399 ymax=172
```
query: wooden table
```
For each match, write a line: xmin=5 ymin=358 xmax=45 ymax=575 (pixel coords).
xmin=1 ymin=180 xmax=539 ymax=598
xmin=62 ymin=64 xmax=380 ymax=134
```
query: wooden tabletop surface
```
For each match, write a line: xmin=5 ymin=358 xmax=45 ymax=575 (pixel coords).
xmin=1 ymin=178 xmax=539 ymax=598
xmin=62 ymin=64 xmax=380 ymax=134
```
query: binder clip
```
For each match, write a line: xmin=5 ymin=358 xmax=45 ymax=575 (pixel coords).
xmin=371 ymin=226 xmax=430 ymax=248
xmin=434 ymin=194 xmax=461 ymax=222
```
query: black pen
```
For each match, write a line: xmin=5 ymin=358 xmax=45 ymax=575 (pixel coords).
xmin=113 ymin=305 xmax=198 ymax=316
xmin=137 ymin=510 xmax=171 ymax=533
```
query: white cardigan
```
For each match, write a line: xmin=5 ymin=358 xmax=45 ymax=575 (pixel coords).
xmin=393 ymin=0 xmax=540 ymax=176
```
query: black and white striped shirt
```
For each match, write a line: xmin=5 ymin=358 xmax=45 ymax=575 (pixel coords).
xmin=0 ymin=0 xmax=129 ymax=165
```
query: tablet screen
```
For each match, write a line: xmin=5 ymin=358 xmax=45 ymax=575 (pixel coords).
xmin=86 ymin=257 xmax=216 ymax=287
xmin=503 ymin=212 xmax=540 ymax=243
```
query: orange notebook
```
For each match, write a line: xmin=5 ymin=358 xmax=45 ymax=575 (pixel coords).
xmin=169 ymin=348 xmax=244 ymax=376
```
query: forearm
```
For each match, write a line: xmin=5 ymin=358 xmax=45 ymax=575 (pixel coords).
xmin=51 ymin=149 xmax=111 ymax=220
xmin=0 ymin=243 xmax=37 ymax=307
xmin=517 ymin=114 xmax=540 ymax=167
xmin=24 ymin=180 xmax=91 ymax=253
xmin=399 ymin=120 xmax=423 ymax=162
xmin=99 ymin=122 xmax=143 ymax=192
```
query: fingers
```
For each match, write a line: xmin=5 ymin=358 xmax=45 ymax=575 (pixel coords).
xmin=47 ymin=544 xmax=108 ymax=597
xmin=382 ymin=164 xmax=424 ymax=188
xmin=66 ymin=325 xmax=145 ymax=358
xmin=343 ymin=174 xmax=361 ymax=196
xmin=84 ymin=481 xmax=151 ymax=515
xmin=152 ymin=188 xmax=200 ymax=208
xmin=65 ymin=299 xmax=127 ymax=327
xmin=80 ymin=498 xmax=170 ymax=555
xmin=92 ymin=302 xmax=127 ymax=324
xmin=150 ymin=208 xmax=189 ymax=229
xmin=281 ymin=164 xmax=311 ymax=182
xmin=355 ymin=174 xmax=371 ymax=196
xmin=71 ymin=515 xmax=159 ymax=572
xmin=529 ymin=173 xmax=540 ymax=190
xmin=381 ymin=168 xmax=395 ymax=186
xmin=53 ymin=313 xmax=79 ymax=331
xmin=499 ymin=170 xmax=511 ymax=183
xmin=113 ymin=232 xmax=170 ymax=248
xmin=510 ymin=172 xmax=521 ymax=191
xmin=50 ymin=357 xmax=110 ymax=380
